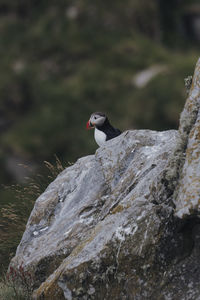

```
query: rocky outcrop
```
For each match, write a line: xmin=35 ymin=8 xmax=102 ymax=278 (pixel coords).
xmin=174 ymin=61 xmax=200 ymax=218
xmin=10 ymin=58 xmax=200 ymax=300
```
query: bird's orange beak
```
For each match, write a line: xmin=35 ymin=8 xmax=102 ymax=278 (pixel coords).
xmin=86 ymin=120 xmax=94 ymax=130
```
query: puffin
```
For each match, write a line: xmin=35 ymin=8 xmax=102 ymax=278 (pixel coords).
xmin=86 ymin=112 xmax=121 ymax=146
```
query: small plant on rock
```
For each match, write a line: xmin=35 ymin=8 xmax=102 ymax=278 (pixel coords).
xmin=0 ymin=262 xmax=34 ymax=300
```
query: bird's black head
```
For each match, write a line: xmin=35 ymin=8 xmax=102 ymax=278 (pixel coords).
xmin=86 ymin=112 xmax=107 ymax=129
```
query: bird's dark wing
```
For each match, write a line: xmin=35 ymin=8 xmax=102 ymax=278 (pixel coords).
xmin=106 ymin=127 xmax=121 ymax=141
xmin=96 ymin=117 xmax=121 ymax=141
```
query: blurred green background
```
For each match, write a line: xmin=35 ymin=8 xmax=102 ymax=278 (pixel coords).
xmin=0 ymin=0 xmax=200 ymax=271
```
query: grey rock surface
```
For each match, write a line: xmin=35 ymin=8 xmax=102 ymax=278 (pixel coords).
xmin=174 ymin=59 xmax=200 ymax=218
xmin=10 ymin=58 xmax=200 ymax=300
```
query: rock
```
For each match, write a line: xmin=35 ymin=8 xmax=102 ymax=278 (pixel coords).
xmin=174 ymin=58 xmax=200 ymax=218
xmin=10 ymin=58 xmax=200 ymax=300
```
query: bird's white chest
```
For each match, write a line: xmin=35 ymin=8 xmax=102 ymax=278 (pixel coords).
xmin=94 ymin=128 xmax=106 ymax=146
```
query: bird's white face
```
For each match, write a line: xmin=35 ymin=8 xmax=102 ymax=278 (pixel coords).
xmin=86 ymin=112 xmax=106 ymax=129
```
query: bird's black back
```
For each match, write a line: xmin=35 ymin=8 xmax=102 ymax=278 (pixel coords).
xmin=96 ymin=118 xmax=121 ymax=141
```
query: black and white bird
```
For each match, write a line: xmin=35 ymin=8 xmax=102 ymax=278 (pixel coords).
xmin=86 ymin=112 xmax=121 ymax=146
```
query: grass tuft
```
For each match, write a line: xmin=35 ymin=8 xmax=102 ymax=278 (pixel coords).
xmin=0 ymin=155 xmax=67 ymax=274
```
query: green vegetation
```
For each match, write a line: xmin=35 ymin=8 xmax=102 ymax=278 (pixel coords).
xmin=0 ymin=263 xmax=33 ymax=299
xmin=0 ymin=157 xmax=65 ymax=272
xmin=0 ymin=0 xmax=199 ymax=274
xmin=0 ymin=281 xmax=24 ymax=300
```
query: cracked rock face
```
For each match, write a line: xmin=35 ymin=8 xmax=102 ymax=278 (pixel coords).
xmin=174 ymin=58 xmax=200 ymax=218
xmin=10 ymin=58 xmax=200 ymax=300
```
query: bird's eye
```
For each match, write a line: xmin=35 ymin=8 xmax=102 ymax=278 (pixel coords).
xmin=94 ymin=116 xmax=97 ymax=119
